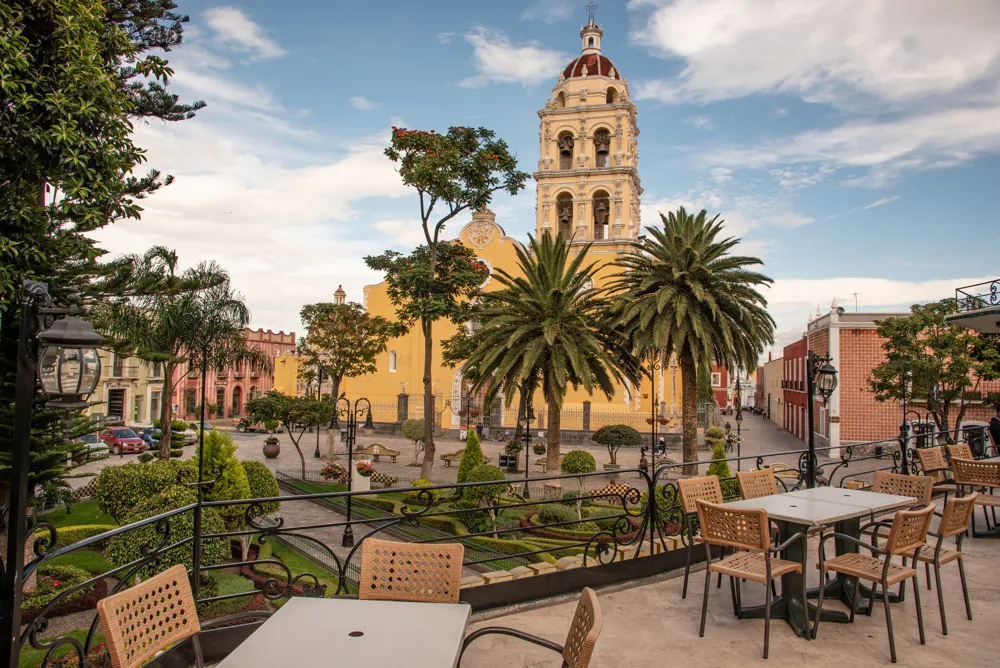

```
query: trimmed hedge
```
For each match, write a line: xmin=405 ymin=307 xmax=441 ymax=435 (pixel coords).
xmin=53 ymin=524 xmax=116 ymax=549
xmin=242 ymin=461 xmax=281 ymax=515
xmin=462 ymin=536 xmax=552 ymax=563
xmin=417 ymin=516 xmax=464 ymax=535
xmin=356 ymin=496 xmax=398 ymax=513
xmin=94 ymin=460 xmax=195 ymax=523
xmin=538 ymin=504 xmax=578 ymax=525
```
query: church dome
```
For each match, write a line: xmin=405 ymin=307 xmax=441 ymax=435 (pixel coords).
xmin=562 ymin=53 xmax=620 ymax=80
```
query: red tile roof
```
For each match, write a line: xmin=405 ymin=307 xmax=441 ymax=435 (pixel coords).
xmin=563 ymin=54 xmax=620 ymax=80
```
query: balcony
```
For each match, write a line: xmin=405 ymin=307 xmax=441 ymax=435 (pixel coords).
xmin=11 ymin=427 xmax=998 ymax=668
xmin=947 ymin=279 xmax=1000 ymax=333
xmin=233 ymin=369 xmax=246 ymax=379
xmin=104 ymin=364 xmax=139 ymax=380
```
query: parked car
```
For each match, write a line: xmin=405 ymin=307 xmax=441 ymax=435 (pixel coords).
xmin=76 ymin=432 xmax=106 ymax=452
xmin=100 ymin=428 xmax=148 ymax=455
xmin=138 ymin=428 xmax=161 ymax=449
xmin=188 ymin=421 xmax=215 ymax=434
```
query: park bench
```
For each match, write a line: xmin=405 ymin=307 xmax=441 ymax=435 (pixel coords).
xmin=362 ymin=443 xmax=400 ymax=463
xmin=369 ymin=470 xmax=398 ymax=488
xmin=440 ymin=448 xmax=491 ymax=466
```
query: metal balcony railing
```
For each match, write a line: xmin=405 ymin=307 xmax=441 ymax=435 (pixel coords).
xmin=955 ymin=279 xmax=1000 ymax=313
xmin=105 ymin=365 xmax=139 ymax=379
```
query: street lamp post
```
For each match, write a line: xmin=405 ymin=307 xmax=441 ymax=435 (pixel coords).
xmin=519 ymin=393 xmax=535 ymax=499
xmin=805 ymin=351 xmax=838 ymax=488
xmin=337 ymin=396 xmax=371 ymax=548
xmin=734 ymin=370 xmax=743 ymax=471
xmin=644 ymin=346 xmax=667 ymax=472
xmin=1 ymin=282 xmax=103 ymax=668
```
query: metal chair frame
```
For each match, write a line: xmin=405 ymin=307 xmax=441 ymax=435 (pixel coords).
xmin=678 ymin=475 xmax=724 ymax=600
xmin=919 ymin=493 xmax=977 ymax=635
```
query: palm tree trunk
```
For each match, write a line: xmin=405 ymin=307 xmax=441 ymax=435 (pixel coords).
xmin=680 ymin=347 xmax=699 ymax=475
xmin=419 ymin=317 xmax=435 ymax=479
xmin=544 ymin=395 xmax=562 ymax=498
xmin=160 ymin=362 xmax=174 ymax=461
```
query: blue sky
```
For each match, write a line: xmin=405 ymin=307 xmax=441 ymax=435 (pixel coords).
xmin=91 ymin=0 xmax=1000 ymax=351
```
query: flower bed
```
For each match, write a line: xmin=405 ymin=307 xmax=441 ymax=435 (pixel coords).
xmin=21 ymin=565 xmax=108 ymax=624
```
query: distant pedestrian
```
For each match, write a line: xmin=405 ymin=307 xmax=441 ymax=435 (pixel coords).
xmin=476 ymin=421 xmax=483 ymax=438
xmin=989 ymin=403 xmax=1000 ymax=451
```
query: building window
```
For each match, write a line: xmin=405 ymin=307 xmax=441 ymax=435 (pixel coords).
xmin=151 ymin=362 xmax=162 ymax=378
xmin=593 ymin=129 xmax=610 ymax=167
xmin=711 ymin=372 xmax=722 ymax=387
xmin=184 ymin=388 xmax=197 ymax=415
xmin=389 ymin=350 xmax=397 ymax=373
xmin=555 ymin=91 xmax=566 ymax=109
xmin=592 ymin=190 xmax=610 ymax=240
xmin=150 ymin=391 xmax=161 ymax=421
xmin=606 ymin=87 xmax=617 ymax=104
xmin=556 ymin=193 xmax=574 ymax=237
xmin=557 ymin=132 xmax=574 ymax=170
xmin=216 ymin=387 xmax=226 ymax=417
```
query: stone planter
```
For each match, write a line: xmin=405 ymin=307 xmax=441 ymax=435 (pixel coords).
xmin=263 ymin=437 xmax=280 ymax=459
xmin=353 ymin=470 xmax=371 ymax=492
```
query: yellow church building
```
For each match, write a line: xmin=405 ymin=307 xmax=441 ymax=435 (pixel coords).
xmin=276 ymin=18 xmax=684 ymax=433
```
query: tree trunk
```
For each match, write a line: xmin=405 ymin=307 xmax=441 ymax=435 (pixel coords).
xmin=680 ymin=347 xmax=699 ymax=475
xmin=159 ymin=362 xmax=174 ymax=461
xmin=288 ymin=427 xmax=306 ymax=480
xmin=544 ymin=395 xmax=561 ymax=498
xmin=420 ymin=317 xmax=436 ymax=479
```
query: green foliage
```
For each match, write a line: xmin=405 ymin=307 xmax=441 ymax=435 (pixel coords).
xmin=94 ymin=459 xmax=194 ymax=524
xmin=705 ymin=425 xmax=727 ymax=451
xmin=52 ymin=524 xmax=116 ymax=549
xmin=137 ymin=452 xmax=154 ymax=464
xmin=697 ymin=364 xmax=715 ymax=402
xmin=410 ymin=477 xmax=441 ymax=500
xmin=869 ymin=299 xmax=1000 ymax=432
xmin=586 ymin=507 xmax=628 ymax=533
xmin=461 ymin=536 xmax=552 ymax=564
xmin=537 ymin=504 xmax=579 ymax=525
xmin=195 ymin=430 xmax=250 ymax=529
xmin=241 ymin=461 xmax=280 ymax=515
xmin=560 ymin=450 xmax=597 ymax=475
xmin=402 ymin=418 xmax=425 ymax=443
xmin=40 ymin=499 xmax=114 ymax=528
xmin=244 ymin=390 xmax=334 ymax=478
xmin=44 ymin=549 xmax=114 ymax=576
xmin=462 ymin=464 xmax=509 ymax=505
xmin=560 ymin=491 xmax=594 ymax=507
xmin=21 ymin=565 xmax=91 ymax=612
xmin=196 ymin=572 xmax=257 ymax=618
xmin=456 ymin=429 xmax=485 ymax=484
xmin=706 ymin=444 xmax=731 ymax=480
xmin=591 ymin=425 xmax=642 ymax=463
xmin=105 ymin=485 xmax=229 ymax=579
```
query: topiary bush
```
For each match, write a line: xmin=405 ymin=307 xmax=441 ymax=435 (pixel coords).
xmin=94 ymin=460 xmax=195 ymax=524
xmin=241 ymin=461 xmax=281 ymax=515
xmin=402 ymin=418 xmax=425 ymax=464
xmin=137 ymin=452 xmax=154 ymax=464
xmin=706 ymin=443 xmax=731 ymax=480
xmin=705 ymin=425 xmax=727 ymax=451
xmin=404 ymin=477 xmax=442 ymax=505
xmin=463 ymin=464 xmax=509 ymax=535
xmin=537 ymin=503 xmax=578 ymax=526
xmin=561 ymin=450 xmax=597 ymax=520
xmin=560 ymin=490 xmax=594 ymax=508
xmin=169 ymin=448 xmax=183 ymax=458
xmin=591 ymin=425 xmax=643 ymax=465
xmin=586 ymin=507 xmax=628 ymax=533
xmin=196 ymin=431 xmax=251 ymax=530
xmin=105 ymin=485 xmax=229 ymax=579
xmin=456 ymin=430 xmax=485 ymax=484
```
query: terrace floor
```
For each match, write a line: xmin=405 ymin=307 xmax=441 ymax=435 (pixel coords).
xmin=461 ymin=515 xmax=1000 ymax=668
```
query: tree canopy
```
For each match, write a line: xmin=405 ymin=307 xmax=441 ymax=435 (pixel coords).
xmin=244 ymin=391 xmax=333 ymax=479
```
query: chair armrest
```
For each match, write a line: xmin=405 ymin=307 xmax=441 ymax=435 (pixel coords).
xmin=858 ymin=518 xmax=893 ymax=535
xmin=461 ymin=627 xmax=564 ymax=663
xmin=199 ymin=610 xmax=274 ymax=630
xmin=819 ymin=531 xmax=890 ymax=557
xmin=771 ymin=531 xmax=807 ymax=554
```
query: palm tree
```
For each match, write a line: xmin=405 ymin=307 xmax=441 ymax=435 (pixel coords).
xmin=95 ymin=253 xmax=267 ymax=459
xmin=457 ymin=233 xmax=637 ymax=494
xmin=610 ymin=208 xmax=775 ymax=469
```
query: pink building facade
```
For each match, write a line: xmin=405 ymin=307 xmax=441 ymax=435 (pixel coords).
xmin=171 ymin=329 xmax=296 ymax=420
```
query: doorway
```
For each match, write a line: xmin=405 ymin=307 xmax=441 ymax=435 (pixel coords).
xmin=108 ymin=389 xmax=125 ymax=419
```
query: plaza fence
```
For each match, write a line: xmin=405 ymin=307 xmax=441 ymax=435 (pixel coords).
xmin=11 ymin=424 xmax=991 ymax=667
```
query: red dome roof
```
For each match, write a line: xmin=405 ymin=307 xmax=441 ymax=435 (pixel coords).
xmin=563 ymin=54 xmax=620 ymax=80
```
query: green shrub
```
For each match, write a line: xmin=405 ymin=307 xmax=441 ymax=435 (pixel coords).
xmin=355 ymin=496 xmax=398 ymax=513
xmin=560 ymin=490 xmax=594 ymax=507
xmin=591 ymin=425 xmax=643 ymax=465
xmin=705 ymin=425 xmax=727 ymax=452
xmin=241 ymin=461 xmax=280 ymax=515
xmin=137 ymin=452 xmax=153 ymax=464
xmin=586 ymin=507 xmax=628 ymax=533
xmin=706 ymin=444 xmax=731 ymax=479
xmin=94 ymin=460 xmax=195 ymax=524
xmin=456 ymin=430 xmax=485 ymax=484
xmin=196 ymin=572 xmax=257 ymax=618
xmin=412 ymin=477 xmax=441 ymax=499
xmin=462 ymin=536 xmax=551 ymax=563
xmin=170 ymin=448 xmax=183 ymax=457
xmin=560 ymin=450 xmax=597 ymax=475
xmin=105 ymin=485 xmax=229 ymax=579
xmin=417 ymin=516 xmax=462 ymax=535
xmin=401 ymin=418 xmax=424 ymax=443
xmin=195 ymin=431 xmax=250 ymax=529
xmin=53 ymin=524 xmax=117 ymax=549
xmin=21 ymin=565 xmax=90 ymax=612
xmin=462 ymin=464 xmax=509 ymax=505
xmin=537 ymin=504 xmax=578 ymax=525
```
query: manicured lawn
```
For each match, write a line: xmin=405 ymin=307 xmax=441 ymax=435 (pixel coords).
xmin=39 ymin=500 xmax=115 ymax=528
xmin=45 ymin=550 xmax=114 ymax=576
xmin=18 ymin=628 xmax=103 ymax=668
xmin=198 ymin=572 xmax=259 ymax=618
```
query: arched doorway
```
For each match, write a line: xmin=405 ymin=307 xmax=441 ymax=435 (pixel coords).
xmin=232 ymin=386 xmax=243 ymax=417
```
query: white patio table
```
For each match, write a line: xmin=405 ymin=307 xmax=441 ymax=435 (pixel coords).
xmin=725 ymin=486 xmax=916 ymax=638
xmin=216 ymin=597 xmax=471 ymax=668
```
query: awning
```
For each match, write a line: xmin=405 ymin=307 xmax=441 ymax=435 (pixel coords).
xmin=945 ymin=305 xmax=1000 ymax=333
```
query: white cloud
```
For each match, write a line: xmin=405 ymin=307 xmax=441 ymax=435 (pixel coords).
xmin=522 ymin=0 xmax=575 ymax=23
xmin=862 ymin=195 xmax=900 ymax=210
xmin=349 ymin=96 xmax=376 ymax=111
xmin=459 ymin=27 xmax=569 ymax=88
xmin=640 ymin=190 xmax=813 ymax=243
xmin=372 ymin=220 xmax=430 ymax=247
xmin=709 ymin=167 xmax=731 ymax=184
xmin=684 ymin=116 xmax=714 ymax=130
xmin=204 ymin=7 xmax=287 ymax=60
xmin=437 ymin=31 xmax=456 ymax=44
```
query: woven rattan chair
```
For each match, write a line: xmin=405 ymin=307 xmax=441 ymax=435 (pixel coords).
xmin=947 ymin=443 xmax=974 ymax=462
xmin=460 ymin=587 xmax=603 ymax=668
xmin=736 ymin=469 xmax=779 ymax=500
xmin=951 ymin=458 xmax=1000 ymax=536
xmin=358 ymin=538 xmax=464 ymax=603
xmin=915 ymin=447 xmax=959 ymax=501
xmin=678 ymin=475 xmax=724 ymax=599
xmin=863 ymin=472 xmax=933 ymax=540
xmin=916 ymin=493 xmax=977 ymax=634
xmin=814 ymin=505 xmax=934 ymax=664
xmin=695 ymin=500 xmax=805 ymax=660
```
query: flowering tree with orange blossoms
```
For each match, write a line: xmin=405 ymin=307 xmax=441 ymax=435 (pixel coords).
xmin=368 ymin=126 xmax=528 ymax=476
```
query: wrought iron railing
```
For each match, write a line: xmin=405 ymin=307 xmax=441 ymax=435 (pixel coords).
xmin=10 ymin=424 xmax=994 ymax=667
xmin=955 ymin=279 xmax=1000 ymax=313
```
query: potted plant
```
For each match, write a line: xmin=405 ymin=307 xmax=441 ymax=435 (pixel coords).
xmin=320 ymin=461 xmax=347 ymax=483
xmin=532 ymin=443 xmax=546 ymax=456
xmin=592 ymin=424 xmax=643 ymax=470
xmin=263 ymin=419 xmax=281 ymax=459
xmin=657 ymin=417 xmax=668 ymax=425
xmin=504 ymin=440 xmax=524 ymax=472
xmin=355 ymin=461 xmax=375 ymax=478
xmin=645 ymin=417 xmax=655 ymax=425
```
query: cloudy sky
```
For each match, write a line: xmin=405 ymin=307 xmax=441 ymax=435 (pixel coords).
xmin=90 ymin=0 xmax=1000 ymax=353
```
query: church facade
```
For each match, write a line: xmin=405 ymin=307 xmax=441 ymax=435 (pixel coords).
xmin=283 ymin=19 xmax=690 ymax=433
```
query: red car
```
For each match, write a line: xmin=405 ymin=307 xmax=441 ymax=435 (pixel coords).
xmin=100 ymin=427 xmax=148 ymax=455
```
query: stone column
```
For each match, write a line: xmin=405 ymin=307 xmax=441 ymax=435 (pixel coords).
xmin=582 ymin=401 xmax=592 ymax=432
xmin=396 ymin=393 xmax=409 ymax=423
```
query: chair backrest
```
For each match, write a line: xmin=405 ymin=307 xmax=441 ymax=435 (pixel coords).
xmin=947 ymin=443 xmax=974 ymax=462
xmin=677 ymin=475 xmax=724 ymax=514
xmin=737 ymin=469 xmax=778 ymax=500
xmin=885 ymin=505 xmax=935 ymax=556
xmin=871 ymin=471 xmax=933 ymax=506
xmin=96 ymin=564 xmax=200 ymax=668
xmin=915 ymin=447 xmax=947 ymax=476
xmin=952 ymin=458 xmax=1000 ymax=487
xmin=695 ymin=499 xmax=770 ymax=552
xmin=562 ymin=587 xmax=603 ymax=668
xmin=938 ymin=493 xmax=979 ymax=539
xmin=358 ymin=538 xmax=463 ymax=603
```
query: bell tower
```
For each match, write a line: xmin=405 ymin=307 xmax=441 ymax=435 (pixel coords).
xmin=534 ymin=8 xmax=642 ymax=252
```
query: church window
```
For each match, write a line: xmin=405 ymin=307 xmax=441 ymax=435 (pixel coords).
xmin=592 ymin=191 xmax=610 ymax=240
xmin=389 ymin=350 xmax=397 ymax=373
xmin=594 ymin=128 xmax=611 ymax=168
xmin=556 ymin=193 xmax=574 ymax=237
xmin=589 ymin=37 xmax=594 ymax=47
xmin=557 ymin=132 xmax=574 ymax=170
xmin=606 ymin=87 xmax=617 ymax=104
xmin=555 ymin=92 xmax=566 ymax=109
